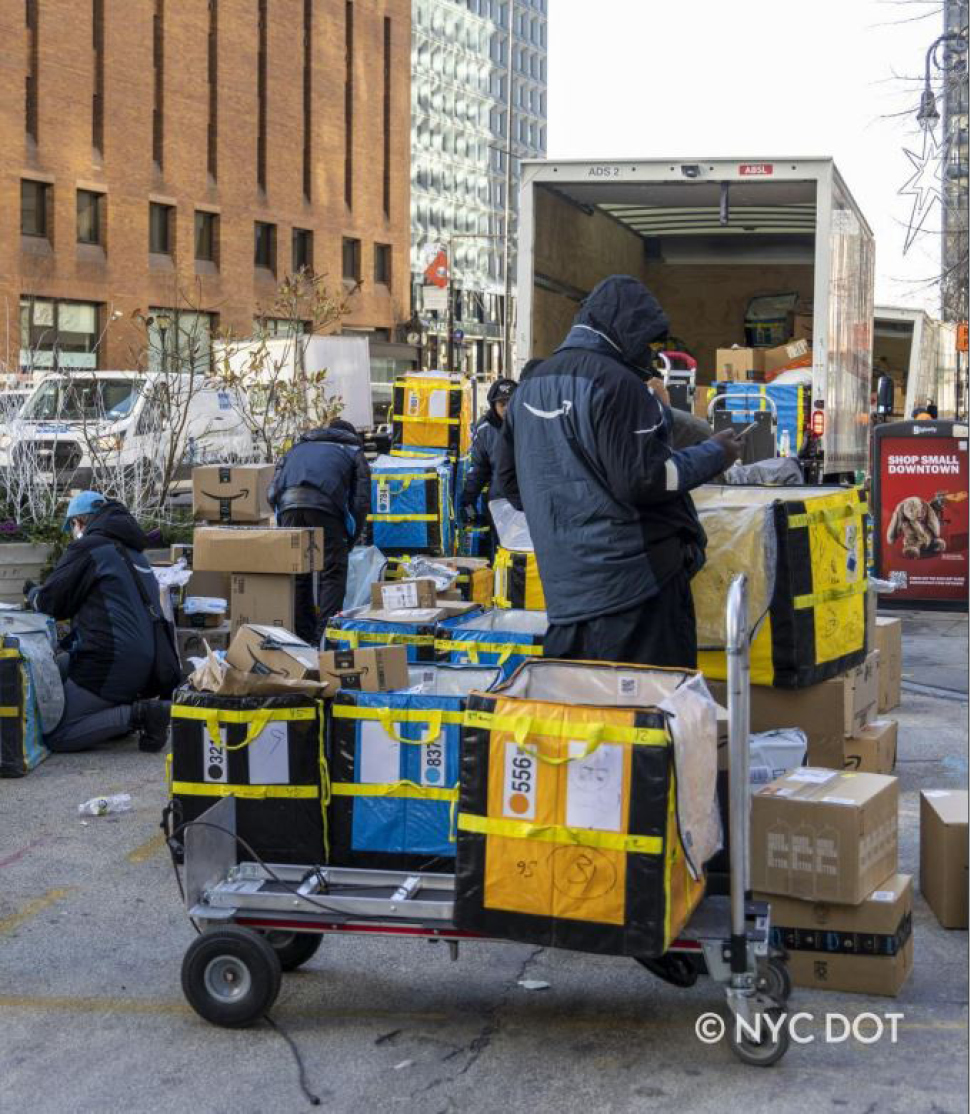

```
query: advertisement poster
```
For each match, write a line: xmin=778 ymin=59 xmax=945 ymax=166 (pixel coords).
xmin=877 ymin=428 xmax=969 ymax=603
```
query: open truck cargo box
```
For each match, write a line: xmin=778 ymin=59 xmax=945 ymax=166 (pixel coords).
xmin=516 ymin=157 xmax=874 ymax=478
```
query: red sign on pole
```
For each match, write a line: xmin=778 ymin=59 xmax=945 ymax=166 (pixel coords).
xmin=423 ymin=249 xmax=449 ymax=289
xmin=874 ymin=422 xmax=969 ymax=603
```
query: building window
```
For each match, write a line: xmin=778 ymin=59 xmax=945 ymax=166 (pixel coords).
xmin=152 ymin=0 xmax=164 ymax=167
xmin=374 ymin=243 xmax=392 ymax=286
xmin=149 ymin=202 xmax=173 ymax=254
xmin=195 ymin=210 xmax=217 ymax=262
xmin=76 ymin=190 xmax=103 ymax=245
xmin=26 ymin=0 xmax=38 ymax=141
xmin=292 ymin=227 xmax=313 ymax=272
xmin=147 ymin=308 xmax=214 ymax=374
xmin=342 ymin=237 xmax=361 ymax=282
xmin=254 ymin=221 xmax=276 ymax=271
xmin=21 ymin=179 xmax=49 ymax=237
xmin=19 ymin=297 xmax=100 ymax=372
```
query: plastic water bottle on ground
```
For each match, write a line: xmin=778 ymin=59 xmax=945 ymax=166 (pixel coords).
xmin=78 ymin=794 xmax=132 ymax=817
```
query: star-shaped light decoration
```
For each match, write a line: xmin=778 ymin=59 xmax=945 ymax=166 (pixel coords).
xmin=899 ymin=127 xmax=946 ymax=254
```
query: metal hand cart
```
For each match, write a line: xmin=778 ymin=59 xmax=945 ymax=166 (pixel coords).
xmin=176 ymin=576 xmax=792 ymax=1065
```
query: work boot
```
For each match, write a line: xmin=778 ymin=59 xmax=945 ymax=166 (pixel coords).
xmin=133 ymin=700 xmax=172 ymax=753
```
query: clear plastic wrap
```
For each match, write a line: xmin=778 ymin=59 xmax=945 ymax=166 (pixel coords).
xmin=489 ymin=498 xmax=535 ymax=551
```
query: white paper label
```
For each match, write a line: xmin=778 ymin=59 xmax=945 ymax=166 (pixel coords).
xmin=376 ymin=484 xmax=391 ymax=514
xmin=407 ymin=389 xmax=420 ymax=415
xmin=617 ymin=674 xmax=639 ymax=700
xmin=381 ymin=582 xmax=419 ymax=610
xmin=870 ymin=890 xmax=895 ymax=903
xmin=247 ymin=720 xmax=290 ymax=785
xmin=359 ymin=721 xmax=401 ymax=783
xmin=202 ymin=726 xmax=229 ymax=783
xmin=565 ymin=741 xmax=623 ymax=832
xmin=787 ymin=769 xmax=838 ymax=784
xmin=428 ymin=389 xmax=449 ymax=418
xmin=821 ymin=796 xmax=856 ymax=805
xmin=503 ymin=742 xmax=537 ymax=821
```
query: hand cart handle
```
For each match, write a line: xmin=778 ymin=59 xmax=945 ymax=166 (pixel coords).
xmin=726 ymin=574 xmax=751 ymax=974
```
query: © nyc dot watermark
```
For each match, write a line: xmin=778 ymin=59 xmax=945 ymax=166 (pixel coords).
xmin=695 ymin=1010 xmax=904 ymax=1046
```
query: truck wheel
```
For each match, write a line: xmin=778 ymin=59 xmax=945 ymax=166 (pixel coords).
xmin=181 ymin=926 xmax=282 ymax=1028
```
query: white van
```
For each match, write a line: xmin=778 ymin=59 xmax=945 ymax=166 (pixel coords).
xmin=0 ymin=371 xmax=256 ymax=492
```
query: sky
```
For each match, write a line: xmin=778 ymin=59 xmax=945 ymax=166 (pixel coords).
xmin=546 ymin=0 xmax=952 ymax=313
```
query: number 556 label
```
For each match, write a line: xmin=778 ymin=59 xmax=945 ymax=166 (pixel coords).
xmin=503 ymin=742 xmax=537 ymax=821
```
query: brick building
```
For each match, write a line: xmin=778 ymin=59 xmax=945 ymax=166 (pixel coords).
xmin=2 ymin=0 xmax=411 ymax=380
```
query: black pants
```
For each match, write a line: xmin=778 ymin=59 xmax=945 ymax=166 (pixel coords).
xmin=543 ymin=569 xmax=698 ymax=670
xmin=279 ymin=509 xmax=350 ymax=645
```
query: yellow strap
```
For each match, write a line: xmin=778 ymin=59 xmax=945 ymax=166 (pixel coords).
xmin=457 ymin=813 xmax=663 ymax=855
xmin=464 ymin=708 xmax=667 ymax=749
xmin=368 ymin=514 xmax=438 ymax=523
xmin=435 ymin=640 xmax=542 ymax=663
xmin=332 ymin=780 xmax=458 ymax=803
xmin=0 ymin=705 xmax=20 ymax=717
xmin=171 ymin=781 xmax=319 ymax=800
xmin=170 ymin=705 xmax=316 ymax=752
xmin=333 ymin=705 xmax=463 ymax=730
xmin=390 ymin=448 xmax=458 ymax=462
xmin=393 ymin=413 xmax=460 ymax=425
xmin=325 ymin=628 xmax=435 ymax=648
xmin=0 ymin=649 xmax=21 ymax=660
xmin=787 ymin=502 xmax=868 ymax=529
xmin=793 ymin=580 xmax=868 ymax=609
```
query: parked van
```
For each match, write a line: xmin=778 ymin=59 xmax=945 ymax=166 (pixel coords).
xmin=0 ymin=371 xmax=256 ymax=492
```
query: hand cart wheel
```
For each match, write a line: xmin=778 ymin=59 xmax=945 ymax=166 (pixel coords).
xmin=260 ymin=930 xmax=323 ymax=972
xmin=181 ymin=926 xmax=282 ymax=1028
xmin=726 ymin=1006 xmax=791 ymax=1067
xmin=756 ymin=956 xmax=792 ymax=1005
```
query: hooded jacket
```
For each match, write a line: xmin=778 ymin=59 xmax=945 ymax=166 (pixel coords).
xmin=460 ymin=408 xmax=504 ymax=513
xmin=495 ymin=275 xmax=727 ymax=625
xmin=268 ymin=427 xmax=371 ymax=540
xmin=34 ymin=501 xmax=160 ymax=703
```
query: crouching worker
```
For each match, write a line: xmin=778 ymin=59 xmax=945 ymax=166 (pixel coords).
xmin=268 ymin=419 xmax=371 ymax=644
xmin=28 ymin=492 xmax=174 ymax=753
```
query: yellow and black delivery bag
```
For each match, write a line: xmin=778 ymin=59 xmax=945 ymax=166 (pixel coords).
xmin=493 ymin=547 xmax=545 ymax=610
xmin=392 ymin=372 xmax=472 ymax=459
xmin=169 ymin=690 xmax=328 ymax=865
xmin=692 ymin=485 xmax=869 ymax=688
xmin=455 ymin=660 xmax=721 ymax=957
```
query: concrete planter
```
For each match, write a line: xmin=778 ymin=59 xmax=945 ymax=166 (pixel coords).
xmin=0 ymin=542 xmax=54 ymax=604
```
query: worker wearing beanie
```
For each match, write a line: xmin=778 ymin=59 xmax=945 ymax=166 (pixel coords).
xmin=459 ymin=377 xmax=517 ymax=559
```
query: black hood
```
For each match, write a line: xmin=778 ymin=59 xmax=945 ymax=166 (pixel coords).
xmin=300 ymin=427 xmax=360 ymax=448
xmin=82 ymin=500 xmax=149 ymax=551
xmin=572 ymin=275 xmax=669 ymax=371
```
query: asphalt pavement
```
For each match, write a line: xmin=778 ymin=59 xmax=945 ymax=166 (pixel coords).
xmin=1 ymin=609 xmax=966 ymax=1114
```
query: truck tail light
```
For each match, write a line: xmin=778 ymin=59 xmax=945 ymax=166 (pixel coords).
xmin=811 ymin=409 xmax=825 ymax=438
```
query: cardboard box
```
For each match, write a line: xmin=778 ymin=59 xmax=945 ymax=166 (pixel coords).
xmin=751 ymin=768 xmax=898 ymax=904
xmin=763 ymin=338 xmax=811 ymax=375
xmin=715 ymin=347 xmax=765 ymax=383
xmin=789 ymin=312 xmax=814 ymax=342
xmin=192 ymin=464 xmax=275 ymax=524
xmin=920 ymin=790 xmax=968 ymax=928
xmin=757 ymin=874 xmax=913 ymax=997
xmin=875 ymin=617 xmax=902 ymax=713
xmin=176 ymin=608 xmax=227 ymax=630
xmin=230 ymin=574 xmax=297 ymax=638
xmin=193 ymin=526 xmax=324 ymax=575
xmin=371 ymin=578 xmax=437 ymax=610
xmin=176 ymin=622 xmax=231 ymax=662
xmin=865 ymin=584 xmax=878 ymax=653
xmin=319 ymin=646 xmax=409 ymax=692
xmin=225 ymin=624 xmax=319 ymax=680
xmin=709 ymin=653 xmax=880 ymax=770
xmin=185 ymin=569 xmax=232 ymax=602
xmin=844 ymin=719 xmax=897 ymax=775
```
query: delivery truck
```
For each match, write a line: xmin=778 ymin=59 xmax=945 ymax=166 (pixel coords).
xmin=514 ymin=157 xmax=875 ymax=482
xmin=874 ymin=306 xmax=960 ymax=419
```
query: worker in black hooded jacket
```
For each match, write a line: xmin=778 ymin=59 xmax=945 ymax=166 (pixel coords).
xmin=268 ymin=418 xmax=371 ymax=643
xmin=459 ymin=377 xmax=516 ymax=559
xmin=495 ymin=275 xmax=742 ymax=669
xmin=29 ymin=492 xmax=172 ymax=753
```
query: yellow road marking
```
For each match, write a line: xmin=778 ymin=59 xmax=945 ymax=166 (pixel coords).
xmin=126 ymin=832 xmax=168 ymax=864
xmin=0 ymin=888 xmax=73 ymax=936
